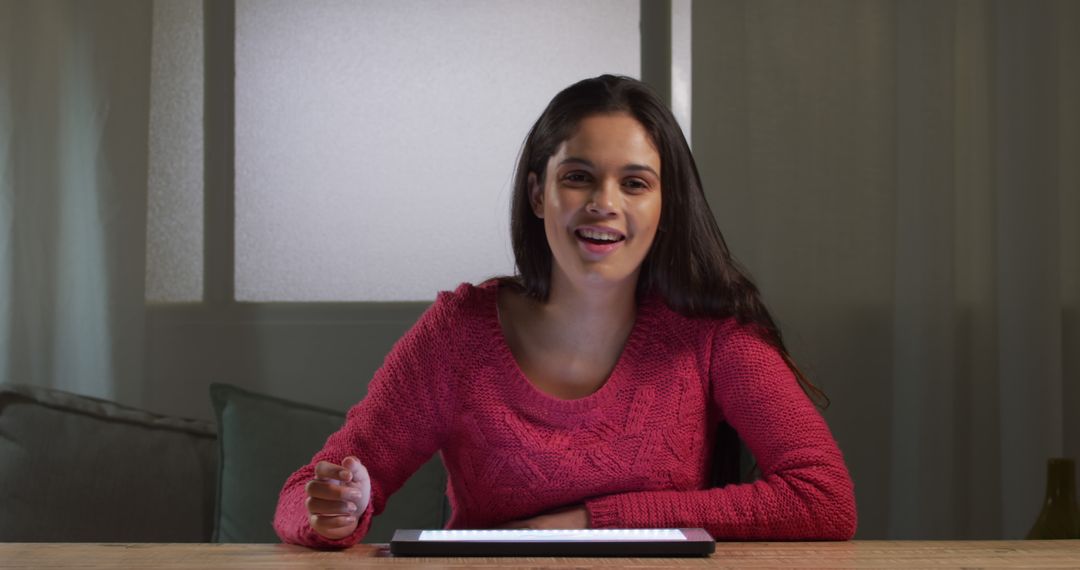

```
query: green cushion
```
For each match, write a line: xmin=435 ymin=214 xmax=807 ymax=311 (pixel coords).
xmin=0 ymin=384 xmax=217 ymax=542
xmin=210 ymin=383 xmax=448 ymax=543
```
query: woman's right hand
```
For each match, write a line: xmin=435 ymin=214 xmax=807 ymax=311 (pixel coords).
xmin=304 ymin=456 xmax=371 ymax=540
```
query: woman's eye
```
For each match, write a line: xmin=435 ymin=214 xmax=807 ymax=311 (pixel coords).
xmin=624 ymin=178 xmax=649 ymax=191
xmin=563 ymin=172 xmax=591 ymax=184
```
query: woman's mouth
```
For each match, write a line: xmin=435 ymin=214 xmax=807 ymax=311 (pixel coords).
xmin=575 ymin=228 xmax=626 ymax=255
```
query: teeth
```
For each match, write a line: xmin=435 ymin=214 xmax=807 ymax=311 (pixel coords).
xmin=579 ymin=229 xmax=621 ymax=242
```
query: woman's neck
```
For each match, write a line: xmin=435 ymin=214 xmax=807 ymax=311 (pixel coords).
xmin=540 ymin=271 xmax=639 ymax=342
xmin=496 ymin=271 xmax=642 ymax=395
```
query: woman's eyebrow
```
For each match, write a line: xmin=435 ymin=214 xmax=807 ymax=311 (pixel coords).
xmin=623 ymin=164 xmax=660 ymax=178
xmin=558 ymin=157 xmax=659 ymax=178
xmin=557 ymin=157 xmax=595 ymax=168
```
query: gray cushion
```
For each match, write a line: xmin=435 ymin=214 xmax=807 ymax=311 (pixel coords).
xmin=210 ymin=383 xmax=448 ymax=543
xmin=0 ymin=384 xmax=218 ymax=542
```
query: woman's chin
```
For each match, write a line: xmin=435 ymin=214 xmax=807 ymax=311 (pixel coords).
xmin=571 ymin=266 xmax=640 ymax=290
xmin=549 ymin=253 xmax=644 ymax=294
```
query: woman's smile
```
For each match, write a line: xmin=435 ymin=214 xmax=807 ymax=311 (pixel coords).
xmin=574 ymin=225 xmax=626 ymax=256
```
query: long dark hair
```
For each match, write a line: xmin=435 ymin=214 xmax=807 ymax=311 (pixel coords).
xmin=504 ymin=75 xmax=827 ymax=407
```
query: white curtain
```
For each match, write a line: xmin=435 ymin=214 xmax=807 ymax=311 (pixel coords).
xmin=694 ymin=0 xmax=1080 ymax=539
xmin=0 ymin=0 xmax=151 ymax=405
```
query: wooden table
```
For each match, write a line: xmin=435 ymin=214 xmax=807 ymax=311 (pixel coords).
xmin=1 ymin=541 xmax=1078 ymax=568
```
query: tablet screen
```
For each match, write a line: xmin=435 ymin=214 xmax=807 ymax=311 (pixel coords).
xmin=393 ymin=528 xmax=715 ymax=556
xmin=417 ymin=528 xmax=689 ymax=542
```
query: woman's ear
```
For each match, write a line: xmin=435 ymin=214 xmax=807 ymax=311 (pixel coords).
xmin=528 ymin=172 xmax=544 ymax=219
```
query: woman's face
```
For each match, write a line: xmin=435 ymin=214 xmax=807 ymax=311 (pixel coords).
xmin=530 ymin=112 xmax=662 ymax=292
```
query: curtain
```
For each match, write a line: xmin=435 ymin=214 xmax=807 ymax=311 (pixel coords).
xmin=0 ymin=0 xmax=151 ymax=405
xmin=693 ymin=0 xmax=1079 ymax=539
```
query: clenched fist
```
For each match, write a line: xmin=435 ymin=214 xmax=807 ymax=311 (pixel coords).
xmin=304 ymin=456 xmax=371 ymax=540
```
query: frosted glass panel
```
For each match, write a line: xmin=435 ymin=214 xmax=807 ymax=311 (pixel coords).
xmin=235 ymin=0 xmax=640 ymax=301
xmin=146 ymin=0 xmax=204 ymax=302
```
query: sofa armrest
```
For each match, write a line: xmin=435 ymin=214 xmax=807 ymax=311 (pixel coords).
xmin=0 ymin=384 xmax=218 ymax=542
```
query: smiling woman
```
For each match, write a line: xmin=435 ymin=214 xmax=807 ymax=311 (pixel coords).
xmin=532 ymin=113 xmax=662 ymax=293
xmin=273 ymin=75 xmax=857 ymax=547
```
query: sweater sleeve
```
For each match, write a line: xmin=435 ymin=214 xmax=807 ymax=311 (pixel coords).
xmin=585 ymin=320 xmax=857 ymax=540
xmin=273 ymin=291 xmax=462 ymax=548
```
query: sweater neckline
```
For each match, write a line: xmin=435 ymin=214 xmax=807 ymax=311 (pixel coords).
xmin=481 ymin=279 xmax=660 ymax=414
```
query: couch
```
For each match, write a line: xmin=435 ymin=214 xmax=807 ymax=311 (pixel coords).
xmin=0 ymin=383 xmax=447 ymax=543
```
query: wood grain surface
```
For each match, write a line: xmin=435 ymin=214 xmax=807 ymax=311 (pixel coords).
xmin=1 ymin=540 xmax=1078 ymax=568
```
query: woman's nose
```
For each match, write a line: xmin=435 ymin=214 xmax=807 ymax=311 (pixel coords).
xmin=586 ymin=179 xmax=619 ymax=216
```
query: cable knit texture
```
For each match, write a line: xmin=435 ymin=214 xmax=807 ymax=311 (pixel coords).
xmin=274 ymin=280 xmax=856 ymax=547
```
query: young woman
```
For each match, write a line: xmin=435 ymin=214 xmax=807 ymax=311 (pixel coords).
xmin=274 ymin=75 xmax=856 ymax=547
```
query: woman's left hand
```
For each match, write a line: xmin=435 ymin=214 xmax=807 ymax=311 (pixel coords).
xmin=497 ymin=505 xmax=590 ymax=530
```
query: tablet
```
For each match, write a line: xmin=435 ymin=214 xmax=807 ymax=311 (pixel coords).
xmin=389 ymin=528 xmax=715 ymax=557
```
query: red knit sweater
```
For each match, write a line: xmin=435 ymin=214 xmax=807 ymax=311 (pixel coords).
xmin=274 ymin=281 xmax=856 ymax=547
